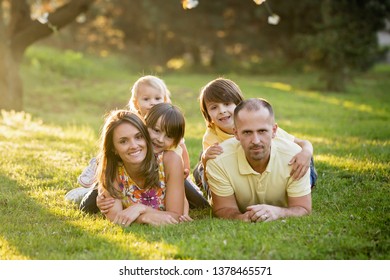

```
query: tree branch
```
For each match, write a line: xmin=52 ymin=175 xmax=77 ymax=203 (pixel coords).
xmin=9 ymin=0 xmax=32 ymax=38
xmin=10 ymin=0 xmax=96 ymax=60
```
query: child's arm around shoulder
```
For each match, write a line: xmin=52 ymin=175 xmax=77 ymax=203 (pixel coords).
xmin=98 ymin=181 xmax=182 ymax=226
xmin=201 ymin=143 xmax=223 ymax=167
xmin=277 ymin=126 xmax=313 ymax=181
xmin=98 ymin=184 xmax=147 ymax=227
xmin=289 ymin=137 xmax=313 ymax=180
xmin=293 ymin=137 xmax=313 ymax=156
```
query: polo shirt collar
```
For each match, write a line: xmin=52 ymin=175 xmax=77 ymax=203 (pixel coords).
xmin=215 ymin=126 xmax=233 ymax=142
xmin=237 ymin=143 xmax=276 ymax=175
xmin=267 ymin=143 xmax=277 ymax=173
xmin=237 ymin=145 xmax=257 ymax=175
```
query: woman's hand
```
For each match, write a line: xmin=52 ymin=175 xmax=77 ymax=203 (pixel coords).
xmin=179 ymin=214 xmax=193 ymax=223
xmin=113 ymin=204 xmax=147 ymax=227
xmin=138 ymin=212 xmax=179 ymax=226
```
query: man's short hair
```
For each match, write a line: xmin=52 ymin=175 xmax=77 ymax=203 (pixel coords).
xmin=234 ymin=98 xmax=274 ymax=121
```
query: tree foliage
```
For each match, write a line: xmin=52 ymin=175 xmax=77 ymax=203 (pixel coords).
xmin=69 ymin=0 xmax=389 ymax=91
xmin=296 ymin=0 xmax=390 ymax=91
xmin=1 ymin=0 xmax=390 ymax=111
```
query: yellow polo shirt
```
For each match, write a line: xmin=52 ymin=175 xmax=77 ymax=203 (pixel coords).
xmin=202 ymin=126 xmax=232 ymax=150
xmin=206 ymin=137 xmax=311 ymax=213
xmin=202 ymin=125 xmax=294 ymax=150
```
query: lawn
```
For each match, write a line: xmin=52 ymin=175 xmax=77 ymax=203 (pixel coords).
xmin=0 ymin=46 xmax=389 ymax=260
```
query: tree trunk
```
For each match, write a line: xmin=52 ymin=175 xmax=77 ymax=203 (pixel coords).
xmin=0 ymin=43 xmax=23 ymax=111
xmin=0 ymin=0 xmax=95 ymax=111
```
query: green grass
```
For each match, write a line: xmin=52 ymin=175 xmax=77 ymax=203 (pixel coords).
xmin=0 ymin=46 xmax=389 ymax=260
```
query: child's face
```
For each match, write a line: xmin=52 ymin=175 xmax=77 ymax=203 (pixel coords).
xmin=148 ymin=117 xmax=175 ymax=154
xmin=136 ymin=84 xmax=165 ymax=116
xmin=206 ymin=101 xmax=236 ymax=134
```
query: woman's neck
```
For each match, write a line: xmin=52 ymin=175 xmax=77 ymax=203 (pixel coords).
xmin=123 ymin=163 xmax=144 ymax=184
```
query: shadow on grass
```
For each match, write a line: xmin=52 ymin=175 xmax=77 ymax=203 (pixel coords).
xmin=0 ymin=171 xmax=182 ymax=260
xmin=1 ymin=158 xmax=388 ymax=260
xmin=1 ymin=123 xmax=388 ymax=259
xmin=116 ymin=158 xmax=389 ymax=260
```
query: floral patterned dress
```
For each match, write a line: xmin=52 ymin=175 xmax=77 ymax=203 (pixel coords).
xmin=117 ymin=153 xmax=166 ymax=211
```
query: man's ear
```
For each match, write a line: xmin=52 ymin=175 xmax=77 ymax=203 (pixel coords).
xmin=233 ymin=127 xmax=239 ymax=140
xmin=272 ymin=123 xmax=278 ymax=138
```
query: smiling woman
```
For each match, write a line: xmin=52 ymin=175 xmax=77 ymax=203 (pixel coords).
xmin=95 ymin=109 xmax=191 ymax=226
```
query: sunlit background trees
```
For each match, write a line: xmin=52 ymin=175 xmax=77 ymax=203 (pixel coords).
xmin=1 ymin=0 xmax=389 ymax=110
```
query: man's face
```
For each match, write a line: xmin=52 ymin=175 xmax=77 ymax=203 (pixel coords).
xmin=234 ymin=108 xmax=277 ymax=167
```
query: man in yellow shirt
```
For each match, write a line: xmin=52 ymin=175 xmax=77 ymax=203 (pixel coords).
xmin=206 ymin=98 xmax=312 ymax=222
